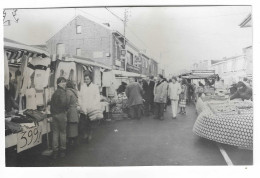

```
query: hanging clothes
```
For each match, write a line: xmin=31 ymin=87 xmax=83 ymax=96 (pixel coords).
xmin=31 ymin=57 xmax=51 ymax=90
xmin=55 ymin=61 xmax=77 ymax=89
xmin=93 ymin=66 xmax=101 ymax=86
xmin=76 ymin=63 xmax=84 ymax=90
xmin=20 ymin=56 xmax=34 ymax=96
xmin=36 ymin=92 xmax=44 ymax=106
xmin=26 ymin=88 xmax=37 ymax=110
xmin=34 ymin=68 xmax=50 ymax=90
xmin=15 ymin=55 xmax=28 ymax=99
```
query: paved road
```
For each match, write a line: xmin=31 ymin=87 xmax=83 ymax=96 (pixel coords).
xmin=7 ymin=103 xmax=253 ymax=167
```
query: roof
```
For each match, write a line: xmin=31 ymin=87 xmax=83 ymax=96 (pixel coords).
xmin=4 ymin=38 xmax=27 ymax=45
xmin=211 ymin=60 xmax=223 ymax=65
xmin=239 ymin=14 xmax=252 ymax=28
xmin=46 ymin=15 xmax=113 ymax=44
xmin=211 ymin=55 xmax=244 ymax=66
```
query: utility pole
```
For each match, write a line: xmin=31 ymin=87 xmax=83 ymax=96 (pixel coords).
xmin=124 ymin=8 xmax=130 ymax=72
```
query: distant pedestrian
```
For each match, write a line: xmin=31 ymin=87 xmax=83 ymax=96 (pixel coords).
xmin=141 ymin=79 xmax=149 ymax=116
xmin=125 ymin=77 xmax=144 ymax=120
xmin=146 ymin=76 xmax=155 ymax=115
xmin=168 ymin=76 xmax=182 ymax=119
xmin=179 ymin=79 xmax=188 ymax=115
xmin=50 ymin=77 xmax=69 ymax=159
xmin=154 ymin=74 xmax=168 ymax=120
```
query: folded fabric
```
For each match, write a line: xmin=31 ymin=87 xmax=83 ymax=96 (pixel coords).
xmin=23 ymin=109 xmax=47 ymax=122
xmin=5 ymin=120 xmax=22 ymax=134
xmin=11 ymin=116 xmax=34 ymax=123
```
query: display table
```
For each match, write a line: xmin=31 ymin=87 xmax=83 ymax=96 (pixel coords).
xmin=5 ymin=118 xmax=51 ymax=152
xmin=193 ymin=98 xmax=253 ymax=150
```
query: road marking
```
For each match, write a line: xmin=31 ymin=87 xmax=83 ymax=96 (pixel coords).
xmin=217 ymin=143 xmax=234 ymax=166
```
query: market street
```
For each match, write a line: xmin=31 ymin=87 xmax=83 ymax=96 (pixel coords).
xmin=9 ymin=103 xmax=252 ymax=167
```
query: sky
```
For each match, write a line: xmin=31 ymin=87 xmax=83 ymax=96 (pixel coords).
xmin=4 ymin=6 xmax=252 ymax=75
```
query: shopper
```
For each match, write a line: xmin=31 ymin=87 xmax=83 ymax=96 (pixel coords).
xmin=146 ymin=76 xmax=155 ymax=115
xmin=50 ymin=77 xmax=69 ymax=159
xmin=154 ymin=74 xmax=168 ymax=120
xmin=179 ymin=79 xmax=188 ymax=115
xmin=78 ymin=74 xmax=102 ymax=143
xmin=168 ymin=76 xmax=182 ymax=119
xmin=125 ymin=77 xmax=143 ymax=120
xmin=141 ymin=79 xmax=149 ymax=115
xmin=66 ymin=80 xmax=79 ymax=147
xmin=230 ymin=81 xmax=252 ymax=101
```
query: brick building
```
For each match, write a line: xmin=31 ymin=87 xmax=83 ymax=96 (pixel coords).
xmin=46 ymin=15 xmax=158 ymax=76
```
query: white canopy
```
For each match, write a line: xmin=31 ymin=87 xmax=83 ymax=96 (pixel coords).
xmin=112 ymin=70 xmax=146 ymax=78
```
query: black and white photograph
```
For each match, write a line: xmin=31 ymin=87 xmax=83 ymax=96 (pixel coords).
xmin=1 ymin=1 xmax=259 ymax=177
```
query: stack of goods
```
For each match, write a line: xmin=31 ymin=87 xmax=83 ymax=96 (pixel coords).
xmin=193 ymin=100 xmax=253 ymax=149
xmin=5 ymin=120 xmax=23 ymax=136
xmin=110 ymin=92 xmax=129 ymax=120
xmin=5 ymin=110 xmax=47 ymax=136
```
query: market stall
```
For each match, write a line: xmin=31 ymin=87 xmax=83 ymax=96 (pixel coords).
xmin=108 ymin=70 xmax=146 ymax=120
xmin=52 ymin=55 xmax=112 ymax=120
xmin=193 ymin=96 xmax=253 ymax=150
xmin=4 ymin=39 xmax=52 ymax=153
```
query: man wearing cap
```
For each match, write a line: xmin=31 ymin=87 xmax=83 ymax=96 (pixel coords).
xmin=50 ymin=77 xmax=69 ymax=159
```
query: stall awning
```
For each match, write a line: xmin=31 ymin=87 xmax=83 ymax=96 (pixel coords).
xmin=65 ymin=56 xmax=111 ymax=70
xmin=4 ymin=40 xmax=49 ymax=56
xmin=112 ymin=70 xmax=146 ymax=78
xmin=183 ymin=74 xmax=217 ymax=79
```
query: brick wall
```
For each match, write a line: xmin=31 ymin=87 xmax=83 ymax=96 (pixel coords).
xmin=46 ymin=15 xmax=113 ymax=67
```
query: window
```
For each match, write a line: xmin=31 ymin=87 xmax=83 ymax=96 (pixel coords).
xmin=76 ymin=48 xmax=81 ymax=56
xmin=56 ymin=43 xmax=65 ymax=56
xmin=127 ymin=51 xmax=133 ymax=65
xmin=76 ymin=25 xmax=82 ymax=34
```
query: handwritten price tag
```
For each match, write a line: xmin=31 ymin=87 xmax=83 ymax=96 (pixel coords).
xmin=17 ymin=125 xmax=42 ymax=153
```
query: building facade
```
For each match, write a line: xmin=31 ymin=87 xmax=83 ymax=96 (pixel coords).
xmin=210 ymin=55 xmax=247 ymax=85
xmin=46 ymin=15 xmax=158 ymax=76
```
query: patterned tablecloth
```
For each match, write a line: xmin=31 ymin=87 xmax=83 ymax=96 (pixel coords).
xmin=193 ymin=98 xmax=253 ymax=149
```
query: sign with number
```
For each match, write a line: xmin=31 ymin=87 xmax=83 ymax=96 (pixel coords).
xmin=17 ymin=125 xmax=42 ymax=153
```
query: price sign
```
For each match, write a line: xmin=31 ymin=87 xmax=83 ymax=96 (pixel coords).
xmin=17 ymin=125 xmax=42 ymax=153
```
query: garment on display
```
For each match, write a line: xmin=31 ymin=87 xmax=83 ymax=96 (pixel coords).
xmin=25 ymin=88 xmax=37 ymax=110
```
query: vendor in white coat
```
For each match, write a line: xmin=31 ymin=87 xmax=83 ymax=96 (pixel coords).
xmin=79 ymin=74 xmax=101 ymax=114
xmin=168 ymin=76 xmax=182 ymax=119
xmin=78 ymin=74 xmax=101 ymax=142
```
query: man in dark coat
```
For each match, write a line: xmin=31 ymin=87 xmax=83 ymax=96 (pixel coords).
xmin=146 ymin=76 xmax=155 ymax=115
xmin=230 ymin=81 xmax=252 ymax=101
xmin=50 ymin=77 xmax=69 ymax=159
xmin=125 ymin=77 xmax=143 ymax=120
